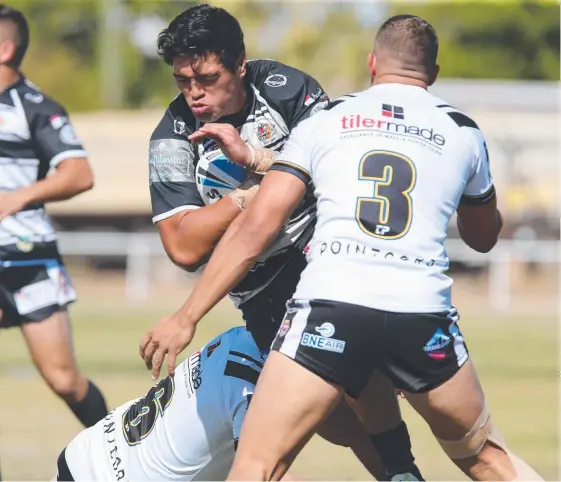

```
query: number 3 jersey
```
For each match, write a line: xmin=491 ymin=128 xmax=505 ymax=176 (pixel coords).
xmin=271 ymin=83 xmax=495 ymax=313
xmin=62 ymin=327 xmax=262 ymax=481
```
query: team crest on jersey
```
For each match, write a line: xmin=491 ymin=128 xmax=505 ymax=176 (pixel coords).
xmin=256 ymin=120 xmax=276 ymax=143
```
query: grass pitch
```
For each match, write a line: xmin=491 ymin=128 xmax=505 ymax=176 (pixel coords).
xmin=0 ymin=296 xmax=557 ymax=480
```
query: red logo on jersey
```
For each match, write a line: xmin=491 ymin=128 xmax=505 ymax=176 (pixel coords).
xmin=340 ymin=114 xmax=446 ymax=147
xmin=382 ymin=104 xmax=404 ymax=119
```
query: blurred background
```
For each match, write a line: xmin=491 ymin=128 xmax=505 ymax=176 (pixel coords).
xmin=1 ymin=0 xmax=559 ymax=480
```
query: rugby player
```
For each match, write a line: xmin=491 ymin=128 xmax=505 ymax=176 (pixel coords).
xmin=0 ymin=5 xmax=107 ymax=478
xmin=138 ymin=4 xmax=424 ymax=481
xmin=140 ymin=14 xmax=544 ymax=482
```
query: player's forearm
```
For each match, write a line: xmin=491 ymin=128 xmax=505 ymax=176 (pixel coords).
xmin=18 ymin=158 xmax=93 ymax=205
xmin=180 ymin=208 xmax=280 ymax=325
xmin=168 ymin=197 xmax=242 ymax=271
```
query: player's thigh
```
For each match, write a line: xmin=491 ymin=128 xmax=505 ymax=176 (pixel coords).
xmin=347 ymin=369 xmax=403 ymax=435
xmin=273 ymin=299 xmax=381 ymax=399
xmin=21 ymin=309 xmax=79 ymax=376
xmin=233 ymin=350 xmax=343 ymax=476
xmin=405 ymin=359 xmax=486 ymax=440
xmin=317 ymin=397 xmax=386 ymax=480
xmin=376 ymin=308 xmax=485 ymax=439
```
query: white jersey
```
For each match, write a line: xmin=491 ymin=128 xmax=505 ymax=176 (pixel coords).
xmin=271 ymin=83 xmax=494 ymax=313
xmin=63 ymin=327 xmax=262 ymax=481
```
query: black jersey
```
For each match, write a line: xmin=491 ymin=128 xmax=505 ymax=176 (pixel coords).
xmin=148 ymin=59 xmax=329 ymax=348
xmin=0 ymin=76 xmax=87 ymax=259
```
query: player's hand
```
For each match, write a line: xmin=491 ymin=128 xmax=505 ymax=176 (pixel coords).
xmin=139 ymin=312 xmax=196 ymax=380
xmin=188 ymin=123 xmax=252 ymax=167
xmin=0 ymin=190 xmax=29 ymax=220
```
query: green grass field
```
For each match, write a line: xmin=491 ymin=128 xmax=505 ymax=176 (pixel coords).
xmin=0 ymin=298 xmax=557 ymax=481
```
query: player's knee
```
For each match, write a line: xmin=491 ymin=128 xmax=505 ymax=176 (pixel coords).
xmin=436 ymin=405 xmax=519 ymax=479
xmin=45 ymin=368 xmax=81 ymax=401
xmin=437 ymin=404 xmax=507 ymax=459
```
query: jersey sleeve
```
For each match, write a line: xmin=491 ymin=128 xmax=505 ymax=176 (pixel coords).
xmin=149 ymin=108 xmax=203 ymax=223
xmin=269 ymin=118 xmax=314 ymax=185
xmin=460 ymin=129 xmax=496 ymax=205
xmin=28 ymin=98 xmax=88 ymax=169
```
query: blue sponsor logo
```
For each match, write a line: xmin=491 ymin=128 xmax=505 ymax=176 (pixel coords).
xmin=423 ymin=328 xmax=451 ymax=352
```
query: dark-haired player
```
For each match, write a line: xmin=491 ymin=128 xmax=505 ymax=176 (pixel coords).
xmin=54 ymin=4 xmax=424 ymax=482
xmin=150 ymin=13 xmax=543 ymax=482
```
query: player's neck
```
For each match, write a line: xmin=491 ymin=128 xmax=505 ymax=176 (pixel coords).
xmin=226 ymin=83 xmax=248 ymax=118
xmin=371 ymin=73 xmax=428 ymax=90
xmin=0 ymin=66 xmax=21 ymax=93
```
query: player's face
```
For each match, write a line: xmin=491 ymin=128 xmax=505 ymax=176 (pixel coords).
xmin=173 ymin=54 xmax=247 ymax=123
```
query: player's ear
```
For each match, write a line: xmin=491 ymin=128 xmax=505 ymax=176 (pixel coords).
xmin=367 ymin=53 xmax=376 ymax=83
xmin=0 ymin=39 xmax=15 ymax=66
xmin=238 ymin=56 xmax=247 ymax=79
xmin=428 ymin=64 xmax=440 ymax=86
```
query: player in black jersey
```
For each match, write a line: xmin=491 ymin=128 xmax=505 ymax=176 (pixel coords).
xmin=0 ymin=6 xmax=108 ymax=479
xmin=140 ymin=5 xmax=424 ymax=481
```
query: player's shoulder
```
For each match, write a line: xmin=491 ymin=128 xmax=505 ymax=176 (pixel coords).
xmin=16 ymin=77 xmax=69 ymax=117
xmin=426 ymin=92 xmax=481 ymax=131
xmin=246 ymin=58 xmax=320 ymax=101
xmin=151 ymin=94 xmax=197 ymax=141
xmin=426 ymin=93 xmax=485 ymax=152
xmin=323 ymin=91 xmax=362 ymax=112
xmin=293 ymin=91 xmax=362 ymax=131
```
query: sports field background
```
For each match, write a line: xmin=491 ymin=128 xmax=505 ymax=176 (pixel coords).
xmin=0 ymin=269 xmax=557 ymax=481
xmin=3 ymin=1 xmax=559 ymax=480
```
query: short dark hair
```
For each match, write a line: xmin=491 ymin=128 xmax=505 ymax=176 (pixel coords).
xmin=0 ymin=4 xmax=29 ymax=68
xmin=375 ymin=14 xmax=438 ymax=71
xmin=157 ymin=4 xmax=245 ymax=72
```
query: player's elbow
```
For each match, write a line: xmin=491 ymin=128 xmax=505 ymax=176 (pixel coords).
xmin=165 ymin=245 xmax=205 ymax=273
xmin=61 ymin=158 xmax=94 ymax=196
xmin=78 ymin=172 xmax=94 ymax=193
xmin=468 ymin=238 xmax=497 ymax=254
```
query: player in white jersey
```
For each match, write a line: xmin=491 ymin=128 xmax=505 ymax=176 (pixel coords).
xmin=140 ymin=14 xmax=543 ymax=482
xmin=56 ymin=327 xmax=267 ymax=481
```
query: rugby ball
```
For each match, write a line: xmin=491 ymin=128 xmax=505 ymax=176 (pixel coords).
xmin=196 ymin=149 xmax=248 ymax=205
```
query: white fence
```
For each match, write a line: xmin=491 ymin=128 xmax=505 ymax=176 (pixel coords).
xmin=56 ymin=232 xmax=559 ymax=313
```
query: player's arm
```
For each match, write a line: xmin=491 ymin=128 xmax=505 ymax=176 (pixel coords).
xmin=176 ymin=119 xmax=313 ymax=328
xmin=456 ymin=134 xmax=503 ymax=253
xmin=156 ymin=198 xmax=245 ymax=272
xmin=0 ymin=102 xmax=93 ymax=219
xmin=180 ymin=169 xmax=306 ymax=318
xmin=149 ymin=116 xmax=258 ymax=272
xmin=140 ymin=119 xmax=315 ymax=379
